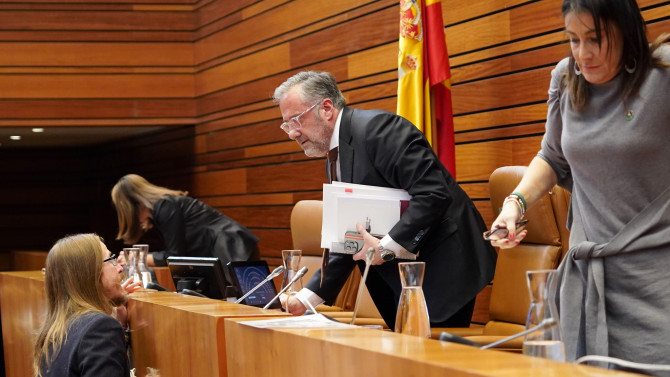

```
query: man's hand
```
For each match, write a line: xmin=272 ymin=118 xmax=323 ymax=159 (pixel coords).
xmin=352 ymin=223 xmax=384 ymax=265
xmin=279 ymin=293 xmax=307 ymax=316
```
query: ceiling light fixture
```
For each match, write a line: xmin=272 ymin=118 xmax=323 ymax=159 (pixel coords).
xmin=32 ymin=128 xmax=44 ymax=133
xmin=10 ymin=135 xmax=21 ymax=140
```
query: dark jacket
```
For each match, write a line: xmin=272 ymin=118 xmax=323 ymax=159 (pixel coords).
xmin=41 ymin=312 xmax=129 ymax=377
xmin=151 ymin=195 xmax=259 ymax=266
xmin=306 ymin=107 xmax=497 ymax=328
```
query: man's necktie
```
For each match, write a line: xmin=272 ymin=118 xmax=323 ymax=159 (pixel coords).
xmin=322 ymin=147 xmax=339 ymax=286
xmin=327 ymin=147 xmax=338 ymax=184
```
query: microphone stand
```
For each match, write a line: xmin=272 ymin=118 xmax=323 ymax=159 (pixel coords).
xmin=234 ymin=265 xmax=285 ymax=304
xmin=350 ymin=247 xmax=376 ymax=325
xmin=481 ymin=318 xmax=557 ymax=349
xmin=263 ymin=266 xmax=308 ymax=310
xmin=439 ymin=318 xmax=557 ymax=349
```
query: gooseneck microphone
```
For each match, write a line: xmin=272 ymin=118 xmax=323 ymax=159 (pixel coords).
xmin=234 ymin=265 xmax=285 ymax=304
xmin=263 ymin=266 xmax=308 ymax=310
xmin=350 ymin=247 xmax=376 ymax=325
xmin=145 ymin=282 xmax=171 ymax=292
xmin=439 ymin=318 xmax=558 ymax=349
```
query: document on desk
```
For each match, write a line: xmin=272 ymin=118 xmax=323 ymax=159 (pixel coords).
xmin=239 ymin=314 xmax=354 ymax=329
xmin=322 ymin=182 xmax=411 ymax=253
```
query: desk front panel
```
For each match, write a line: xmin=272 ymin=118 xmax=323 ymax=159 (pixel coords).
xmin=128 ymin=291 xmax=289 ymax=377
xmin=224 ymin=319 xmax=645 ymax=377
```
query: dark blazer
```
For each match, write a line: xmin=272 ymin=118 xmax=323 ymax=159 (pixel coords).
xmin=41 ymin=312 xmax=129 ymax=377
xmin=306 ymin=107 xmax=496 ymax=328
xmin=151 ymin=195 xmax=259 ymax=266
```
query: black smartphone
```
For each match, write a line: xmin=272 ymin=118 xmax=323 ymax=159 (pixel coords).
xmin=483 ymin=219 xmax=529 ymax=241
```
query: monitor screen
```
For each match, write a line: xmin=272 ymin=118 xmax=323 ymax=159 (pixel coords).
xmin=227 ymin=260 xmax=281 ymax=309
xmin=167 ymin=256 xmax=228 ymax=300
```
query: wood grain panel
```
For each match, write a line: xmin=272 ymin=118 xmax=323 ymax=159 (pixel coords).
xmin=455 ymin=104 xmax=548 ymax=132
xmin=452 ymin=67 xmax=553 ymax=115
xmin=11 ymin=250 xmax=48 ymax=271
xmin=347 ymin=44 xmax=396 ymax=82
xmin=193 ymin=0 xmax=378 ymax=64
xmin=289 ymin=5 xmax=398 ymax=69
xmin=0 ymin=42 xmax=192 ymax=66
xmin=254 ymin=229 xmax=294 ymax=258
xmin=0 ymin=30 xmax=193 ymax=42
xmin=0 ymin=98 xmax=195 ymax=119
xmin=456 ymin=137 xmax=543 ymax=182
xmin=441 ymin=0 xmax=530 ymax=26
xmin=246 ymin=159 xmax=326 ymax=194
xmin=195 ymin=44 xmax=291 ymax=95
xmin=0 ymin=74 xmax=194 ymax=98
xmin=452 ymin=43 xmax=567 ymax=84
xmin=221 ymin=205 xmax=292 ymax=229
xmin=456 ymin=123 xmax=546 ymax=144
xmin=0 ymin=10 xmax=194 ymax=31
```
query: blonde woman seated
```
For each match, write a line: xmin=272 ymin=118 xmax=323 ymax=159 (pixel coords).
xmin=34 ymin=234 xmax=141 ymax=377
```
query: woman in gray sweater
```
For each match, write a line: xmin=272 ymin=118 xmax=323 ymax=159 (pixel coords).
xmin=487 ymin=0 xmax=670 ymax=372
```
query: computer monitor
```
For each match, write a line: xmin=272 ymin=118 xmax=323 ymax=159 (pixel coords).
xmin=167 ymin=256 xmax=228 ymax=300
xmin=227 ymin=260 xmax=281 ymax=309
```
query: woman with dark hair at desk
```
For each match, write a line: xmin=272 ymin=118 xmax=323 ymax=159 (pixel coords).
xmin=112 ymin=174 xmax=259 ymax=267
xmin=487 ymin=0 xmax=670 ymax=371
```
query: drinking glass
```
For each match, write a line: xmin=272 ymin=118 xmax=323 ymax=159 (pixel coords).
xmin=133 ymin=243 xmax=153 ymax=288
xmin=280 ymin=249 xmax=303 ymax=294
xmin=123 ymin=247 xmax=141 ymax=284
xmin=522 ymin=269 xmax=566 ymax=362
xmin=394 ymin=261 xmax=430 ymax=338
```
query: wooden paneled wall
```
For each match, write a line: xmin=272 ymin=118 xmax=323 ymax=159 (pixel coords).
xmin=184 ymin=0 xmax=670 ymax=266
xmin=0 ymin=0 xmax=668 ymax=321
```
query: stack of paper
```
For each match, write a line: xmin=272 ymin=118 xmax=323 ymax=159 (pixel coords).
xmin=322 ymin=182 xmax=411 ymax=254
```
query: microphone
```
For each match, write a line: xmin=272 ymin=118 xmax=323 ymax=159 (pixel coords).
xmin=145 ymin=282 xmax=171 ymax=292
xmin=439 ymin=318 xmax=558 ymax=349
xmin=234 ymin=265 xmax=285 ymax=304
xmin=263 ymin=266 xmax=308 ymax=310
xmin=180 ymin=288 xmax=208 ymax=298
xmin=350 ymin=247 xmax=376 ymax=325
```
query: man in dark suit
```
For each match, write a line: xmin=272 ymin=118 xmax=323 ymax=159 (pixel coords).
xmin=273 ymin=71 xmax=496 ymax=329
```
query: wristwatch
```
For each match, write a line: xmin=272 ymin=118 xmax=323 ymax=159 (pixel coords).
xmin=378 ymin=242 xmax=395 ymax=262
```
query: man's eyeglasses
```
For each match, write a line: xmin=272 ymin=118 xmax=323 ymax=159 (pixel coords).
xmin=280 ymin=102 xmax=319 ymax=134
xmin=103 ymin=254 xmax=119 ymax=266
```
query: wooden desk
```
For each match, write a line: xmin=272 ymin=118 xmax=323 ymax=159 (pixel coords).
xmin=0 ymin=271 xmax=46 ymax=377
xmin=224 ymin=319 xmax=644 ymax=377
xmin=128 ymin=291 xmax=289 ymax=377
xmin=0 ymin=271 xmax=288 ymax=377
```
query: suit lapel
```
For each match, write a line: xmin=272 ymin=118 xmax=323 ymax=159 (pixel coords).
xmin=339 ymin=107 xmax=354 ymax=182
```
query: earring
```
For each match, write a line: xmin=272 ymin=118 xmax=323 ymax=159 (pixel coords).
xmin=625 ymin=58 xmax=636 ymax=74
xmin=574 ymin=60 xmax=582 ymax=76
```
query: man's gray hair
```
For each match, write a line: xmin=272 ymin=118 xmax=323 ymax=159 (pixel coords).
xmin=273 ymin=71 xmax=346 ymax=109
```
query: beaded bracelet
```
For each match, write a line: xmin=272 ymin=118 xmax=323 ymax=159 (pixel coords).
xmin=512 ymin=191 xmax=527 ymax=211
xmin=503 ymin=194 xmax=526 ymax=217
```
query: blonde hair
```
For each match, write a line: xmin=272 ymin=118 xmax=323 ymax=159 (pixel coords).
xmin=111 ymin=174 xmax=186 ymax=244
xmin=33 ymin=234 xmax=112 ymax=377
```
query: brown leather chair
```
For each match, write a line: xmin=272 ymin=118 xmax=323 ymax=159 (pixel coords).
xmin=431 ymin=166 xmax=570 ymax=348
xmin=289 ymin=200 xmax=387 ymax=327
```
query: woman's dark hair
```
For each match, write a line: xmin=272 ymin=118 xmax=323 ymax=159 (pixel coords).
xmin=561 ymin=0 xmax=656 ymax=110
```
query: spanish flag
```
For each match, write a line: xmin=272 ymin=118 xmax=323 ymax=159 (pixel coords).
xmin=397 ymin=0 xmax=455 ymax=177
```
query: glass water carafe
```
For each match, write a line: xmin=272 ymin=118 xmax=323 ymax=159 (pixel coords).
xmin=522 ymin=269 xmax=566 ymax=362
xmin=133 ymin=244 xmax=153 ymax=288
xmin=394 ymin=261 xmax=430 ymax=338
